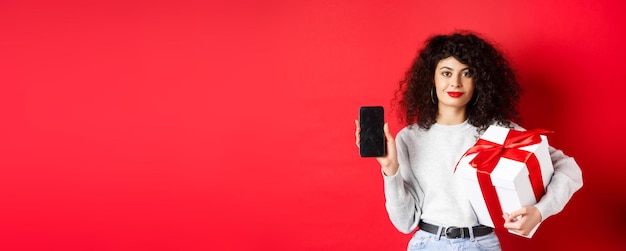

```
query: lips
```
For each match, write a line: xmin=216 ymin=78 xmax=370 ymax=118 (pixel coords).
xmin=447 ymin=92 xmax=463 ymax=98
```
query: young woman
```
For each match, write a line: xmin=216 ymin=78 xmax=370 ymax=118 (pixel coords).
xmin=355 ymin=32 xmax=583 ymax=251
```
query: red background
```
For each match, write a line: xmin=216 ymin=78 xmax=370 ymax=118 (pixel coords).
xmin=1 ymin=0 xmax=625 ymax=250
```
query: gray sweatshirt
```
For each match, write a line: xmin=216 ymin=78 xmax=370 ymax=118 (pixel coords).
xmin=383 ymin=120 xmax=583 ymax=234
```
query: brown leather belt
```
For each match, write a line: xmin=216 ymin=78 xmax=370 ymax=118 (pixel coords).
xmin=418 ymin=221 xmax=493 ymax=239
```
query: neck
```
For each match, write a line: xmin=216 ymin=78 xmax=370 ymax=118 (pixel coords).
xmin=436 ymin=107 xmax=467 ymax=125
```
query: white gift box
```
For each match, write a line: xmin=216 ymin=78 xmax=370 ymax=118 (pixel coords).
xmin=455 ymin=125 xmax=554 ymax=238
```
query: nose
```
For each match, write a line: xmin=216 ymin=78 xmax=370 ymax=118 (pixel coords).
xmin=450 ymin=76 xmax=462 ymax=88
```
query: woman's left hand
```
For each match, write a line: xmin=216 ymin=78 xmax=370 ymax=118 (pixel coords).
xmin=502 ymin=206 xmax=542 ymax=236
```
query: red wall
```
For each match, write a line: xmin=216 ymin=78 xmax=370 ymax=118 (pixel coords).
xmin=1 ymin=0 xmax=624 ymax=250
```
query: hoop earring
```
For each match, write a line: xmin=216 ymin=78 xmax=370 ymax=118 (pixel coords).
xmin=431 ymin=88 xmax=437 ymax=105
xmin=471 ymin=94 xmax=478 ymax=106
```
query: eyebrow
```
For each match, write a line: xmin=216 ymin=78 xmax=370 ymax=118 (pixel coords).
xmin=439 ymin=66 xmax=470 ymax=71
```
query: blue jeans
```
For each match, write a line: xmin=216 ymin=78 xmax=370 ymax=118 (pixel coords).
xmin=407 ymin=228 xmax=501 ymax=251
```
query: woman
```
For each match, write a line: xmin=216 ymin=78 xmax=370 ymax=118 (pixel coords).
xmin=355 ymin=32 xmax=583 ymax=251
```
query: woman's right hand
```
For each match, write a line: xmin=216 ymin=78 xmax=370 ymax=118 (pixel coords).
xmin=355 ymin=120 xmax=399 ymax=176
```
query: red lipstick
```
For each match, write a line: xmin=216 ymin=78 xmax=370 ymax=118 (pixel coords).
xmin=447 ymin=92 xmax=463 ymax=98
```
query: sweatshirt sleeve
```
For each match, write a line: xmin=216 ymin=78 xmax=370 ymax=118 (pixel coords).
xmin=534 ymin=146 xmax=583 ymax=220
xmin=382 ymin=130 xmax=423 ymax=234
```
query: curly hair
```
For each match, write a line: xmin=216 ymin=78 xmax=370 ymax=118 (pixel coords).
xmin=393 ymin=31 xmax=522 ymax=131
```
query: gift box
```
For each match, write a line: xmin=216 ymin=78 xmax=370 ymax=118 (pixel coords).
xmin=455 ymin=125 xmax=554 ymax=238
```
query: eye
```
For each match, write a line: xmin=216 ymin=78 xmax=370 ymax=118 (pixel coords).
xmin=462 ymin=71 xmax=472 ymax=77
xmin=442 ymin=71 xmax=451 ymax=77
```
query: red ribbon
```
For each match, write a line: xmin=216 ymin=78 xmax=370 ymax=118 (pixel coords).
xmin=456 ymin=128 xmax=552 ymax=230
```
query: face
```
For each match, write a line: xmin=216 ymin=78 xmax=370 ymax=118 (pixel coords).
xmin=433 ymin=56 xmax=475 ymax=110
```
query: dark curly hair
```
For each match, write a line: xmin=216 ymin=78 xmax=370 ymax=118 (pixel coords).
xmin=393 ymin=31 xmax=522 ymax=131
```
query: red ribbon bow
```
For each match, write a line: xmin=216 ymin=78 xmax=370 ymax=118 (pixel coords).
xmin=456 ymin=128 xmax=552 ymax=230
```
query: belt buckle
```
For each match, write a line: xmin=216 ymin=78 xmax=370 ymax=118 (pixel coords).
xmin=443 ymin=226 xmax=462 ymax=238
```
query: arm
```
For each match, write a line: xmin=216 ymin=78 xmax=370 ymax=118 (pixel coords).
xmin=504 ymin=146 xmax=583 ymax=235
xmin=534 ymin=146 xmax=583 ymax=218
xmin=355 ymin=121 xmax=422 ymax=234
xmin=382 ymin=129 xmax=423 ymax=234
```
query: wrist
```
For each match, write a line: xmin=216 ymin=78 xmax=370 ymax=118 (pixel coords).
xmin=382 ymin=164 xmax=399 ymax=176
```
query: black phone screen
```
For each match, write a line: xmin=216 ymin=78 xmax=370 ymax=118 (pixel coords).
xmin=359 ymin=106 xmax=386 ymax=157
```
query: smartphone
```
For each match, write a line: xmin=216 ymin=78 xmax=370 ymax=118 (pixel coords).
xmin=359 ymin=106 xmax=386 ymax=157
